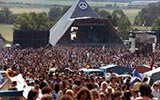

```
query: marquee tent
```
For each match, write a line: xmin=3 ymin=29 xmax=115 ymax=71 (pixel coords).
xmin=49 ymin=0 xmax=122 ymax=46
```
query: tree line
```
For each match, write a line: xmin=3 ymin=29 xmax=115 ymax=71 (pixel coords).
xmin=0 ymin=3 xmax=160 ymax=39
xmin=0 ymin=7 xmax=17 ymax=24
xmin=134 ymin=3 xmax=160 ymax=30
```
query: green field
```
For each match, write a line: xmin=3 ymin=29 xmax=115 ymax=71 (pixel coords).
xmin=123 ymin=9 xmax=141 ymax=23
xmin=10 ymin=8 xmax=49 ymax=14
xmin=5 ymin=0 xmax=127 ymax=6
xmin=0 ymin=24 xmax=13 ymax=42
xmin=5 ymin=0 xmax=74 ymax=6
xmin=10 ymin=7 xmax=140 ymax=23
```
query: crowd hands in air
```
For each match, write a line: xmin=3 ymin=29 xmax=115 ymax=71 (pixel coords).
xmin=0 ymin=45 xmax=160 ymax=100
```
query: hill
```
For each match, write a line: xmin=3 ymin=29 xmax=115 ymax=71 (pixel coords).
xmin=2 ymin=0 xmax=160 ymax=2
xmin=2 ymin=0 xmax=160 ymax=5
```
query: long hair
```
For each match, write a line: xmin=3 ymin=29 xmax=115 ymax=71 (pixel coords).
xmin=76 ymin=87 xmax=93 ymax=100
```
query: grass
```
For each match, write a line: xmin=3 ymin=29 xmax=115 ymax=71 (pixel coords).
xmin=5 ymin=0 xmax=74 ymax=5
xmin=10 ymin=8 xmax=49 ymax=14
xmin=5 ymin=0 xmax=127 ymax=6
xmin=123 ymin=9 xmax=141 ymax=23
xmin=0 ymin=24 xmax=13 ymax=42
xmin=132 ymin=26 xmax=152 ymax=30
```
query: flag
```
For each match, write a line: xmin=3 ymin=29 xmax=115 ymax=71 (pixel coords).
xmin=132 ymin=69 xmax=142 ymax=79
xmin=150 ymin=53 xmax=155 ymax=70
xmin=9 ymin=74 xmax=32 ymax=99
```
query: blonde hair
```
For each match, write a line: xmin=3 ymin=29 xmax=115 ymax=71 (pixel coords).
xmin=65 ymin=89 xmax=74 ymax=97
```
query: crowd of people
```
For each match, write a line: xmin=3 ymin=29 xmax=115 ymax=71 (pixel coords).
xmin=0 ymin=45 xmax=160 ymax=100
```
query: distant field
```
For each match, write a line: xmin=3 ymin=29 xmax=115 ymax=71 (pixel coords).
xmin=103 ymin=8 xmax=140 ymax=23
xmin=122 ymin=9 xmax=141 ymax=23
xmin=5 ymin=0 xmax=127 ymax=6
xmin=0 ymin=24 xmax=13 ymax=42
xmin=10 ymin=8 xmax=49 ymax=14
xmin=5 ymin=0 xmax=74 ymax=5
xmin=10 ymin=7 xmax=140 ymax=23
xmin=7 ymin=0 xmax=138 ymax=21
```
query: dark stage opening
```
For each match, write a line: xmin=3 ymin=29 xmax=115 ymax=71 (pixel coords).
xmin=59 ymin=25 xmax=113 ymax=44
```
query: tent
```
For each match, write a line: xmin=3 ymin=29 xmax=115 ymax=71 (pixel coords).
xmin=143 ymin=67 xmax=160 ymax=85
xmin=135 ymin=65 xmax=151 ymax=73
xmin=49 ymin=0 xmax=122 ymax=46
xmin=99 ymin=64 xmax=131 ymax=74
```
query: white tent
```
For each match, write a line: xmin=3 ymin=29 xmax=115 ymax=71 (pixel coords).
xmin=143 ymin=67 xmax=160 ymax=85
xmin=49 ymin=0 xmax=100 ymax=46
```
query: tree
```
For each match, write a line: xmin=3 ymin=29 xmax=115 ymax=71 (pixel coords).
xmin=14 ymin=12 xmax=52 ymax=30
xmin=152 ymin=17 xmax=160 ymax=30
xmin=118 ymin=15 xmax=132 ymax=39
xmin=48 ymin=6 xmax=70 ymax=24
xmin=95 ymin=8 xmax=132 ymax=39
xmin=61 ymin=6 xmax=70 ymax=15
xmin=134 ymin=3 xmax=160 ymax=26
xmin=111 ymin=9 xmax=125 ymax=27
xmin=48 ymin=7 xmax=62 ymax=22
xmin=94 ymin=8 xmax=111 ymax=20
xmin=0 ymin=7 xmax=15 ymax=24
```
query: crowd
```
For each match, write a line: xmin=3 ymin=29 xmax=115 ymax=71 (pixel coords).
xmin=0 ymin=45 xmax=160 ymax=100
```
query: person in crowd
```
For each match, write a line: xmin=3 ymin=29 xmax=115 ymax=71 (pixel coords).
xmin=130 ymin=89 xmax=139 ymax=100
xmin=99 ymin=81 xmax=108 ymax=94
xmin=53 ymin=83 xmax=62 ymax=100
xmin=133 ymin=78 xmax=141 ymax=92
xmin=76 ymin=87 xmax=93 ymax=100
xmin=40 ymin=94 xmax=54 ymax=100
xmin=123 ymin=90 xmax=132 ymax=100
xmin=8 ymin=81 xmax=17 ymax=90
xmin=41 ymin=86 xmax=52 ymax=95
xmin=65 ymin=89 xmax=74 ymax=98
xmin=27 ymin=89 xmax=39 ymax=100
xmin=124 ymin=77 xmax=131 ymax=90
xmin=142 ymin=77 xmax=149 ymax=84
xmin=90 ymin=89 xmax=100 ymax=100
xmin=99 ymin=92 xmax=107 ymax=100
xmin=72 ymin=84 xmax=80 ymax=98
xmin=135 ymin=83 xmax=153 ymax=100
xmin=110 ymin=76 xmax=119 ymax=90
xmin=112 ymin=90 xmax=122 ymax=100
xmin=151 ymin=82 xmax=160 ymax=99
xmin=60 ymin=95 xmax=73 ymax=100
xmin=106 ymin=86 xmax=114 ymax=100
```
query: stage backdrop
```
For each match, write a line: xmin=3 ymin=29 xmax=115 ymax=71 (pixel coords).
xmin=13 ymin=30 xmax=49 ymax=48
